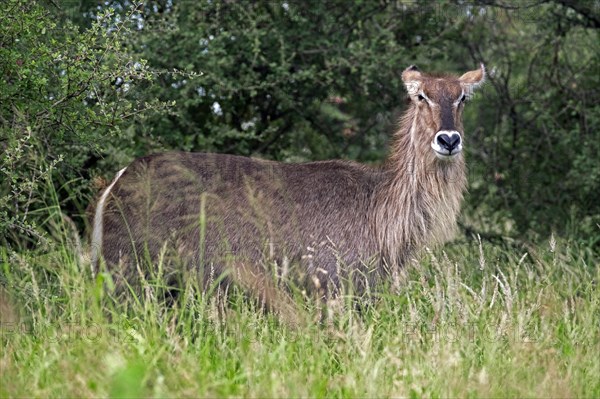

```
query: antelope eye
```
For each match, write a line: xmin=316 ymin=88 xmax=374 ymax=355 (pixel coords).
xmin=417 ymin=94 xmax=425 ymax=102
xmin=460 ymin=94 xmax=466 ymax=103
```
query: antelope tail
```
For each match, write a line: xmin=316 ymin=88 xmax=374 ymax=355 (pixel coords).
xmin=90 ymin=167 xmax=127 ymax=275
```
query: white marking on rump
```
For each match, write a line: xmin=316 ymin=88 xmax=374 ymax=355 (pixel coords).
xmin=91 ymin=167 xmax=127 ymax=275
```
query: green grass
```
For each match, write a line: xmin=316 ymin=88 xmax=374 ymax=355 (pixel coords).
xmin=1 ymin=234 xmax=599 ymax=398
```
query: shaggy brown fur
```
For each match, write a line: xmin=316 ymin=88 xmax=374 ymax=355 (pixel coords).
xmin=92 ymin=65 xmax=485 ymax=301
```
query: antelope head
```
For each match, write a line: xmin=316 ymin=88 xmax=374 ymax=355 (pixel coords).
xmin=402 ymin=64 xmax=485 ymax=161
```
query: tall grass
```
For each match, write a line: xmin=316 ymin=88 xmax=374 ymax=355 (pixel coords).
xmin=1 ymin=224 xmax=598 ymax=398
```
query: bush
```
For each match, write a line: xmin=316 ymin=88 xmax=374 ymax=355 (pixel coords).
xmin=0 ymin=1 xmax=170 ymax=249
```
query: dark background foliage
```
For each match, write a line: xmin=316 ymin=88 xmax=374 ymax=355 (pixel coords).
xmin=1 ymin=0 xmax=599 ymax=253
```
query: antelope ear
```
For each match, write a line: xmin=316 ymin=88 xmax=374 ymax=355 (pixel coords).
xmin=459 ymin=63 xmax=486 ymax=95
xmin=402 ymin=65 xmax=422 ymax=95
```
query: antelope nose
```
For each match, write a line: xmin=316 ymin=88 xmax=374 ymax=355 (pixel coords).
xmin=436 ymin=131 xmax=461 ymax=153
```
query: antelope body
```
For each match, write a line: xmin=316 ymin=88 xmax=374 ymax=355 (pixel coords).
xmin=91 ymin=65 xmax=485 ymax=298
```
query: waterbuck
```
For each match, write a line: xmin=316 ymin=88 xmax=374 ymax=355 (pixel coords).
xmin=91 ymin=64 xmax=485 ymax=305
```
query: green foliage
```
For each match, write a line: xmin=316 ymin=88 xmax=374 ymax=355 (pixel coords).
xmin=458 ymin=2 xmax=600 ymax=244
xmin=115 ymin=1 xmax=432 ymax=161
xmin=0 ymin=0 xmax=170 ymax=249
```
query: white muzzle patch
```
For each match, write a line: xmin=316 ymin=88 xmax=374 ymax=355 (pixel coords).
xmin=432 ymin=130 xmax=462 ymax=160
